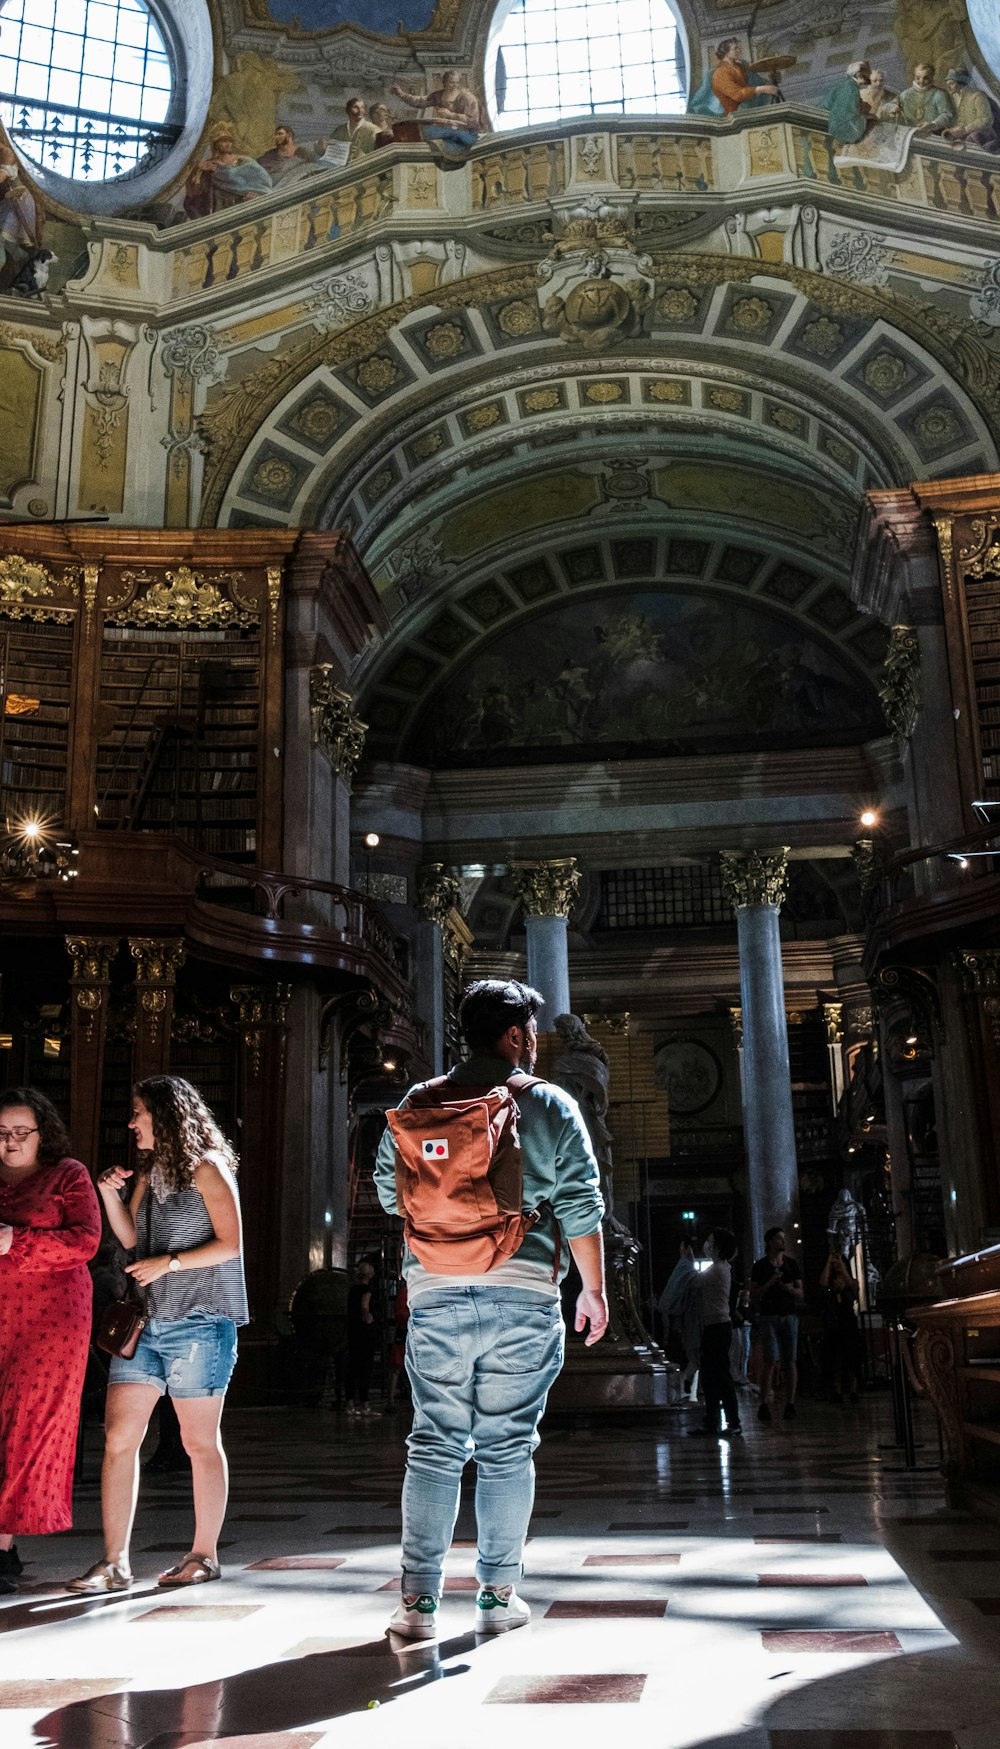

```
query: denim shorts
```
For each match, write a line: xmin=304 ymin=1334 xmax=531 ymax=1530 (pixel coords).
xmin=758 ymin=1312 xmax=799 ymax=1370
xmin=108 ymin=1314 xmax=238 ymax=1398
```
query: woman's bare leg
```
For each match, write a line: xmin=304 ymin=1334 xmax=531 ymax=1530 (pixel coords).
xmin=173 ymin=1395 xmax=228 ymax=1561
xmin=101 ymin=1383 xmax=161 ymax=1565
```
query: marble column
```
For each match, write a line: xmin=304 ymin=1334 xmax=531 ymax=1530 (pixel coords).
xmin=511 ymin=858 xmax=580 ymax=1031
xmin=415 ymin=862 xmax=461 ymax=1075
xmin=720 ymin=851 xmax=799 ymax=1258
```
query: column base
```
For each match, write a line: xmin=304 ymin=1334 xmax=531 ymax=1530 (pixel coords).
xmin=548 ymin=1343 xmax=677 ymax=1410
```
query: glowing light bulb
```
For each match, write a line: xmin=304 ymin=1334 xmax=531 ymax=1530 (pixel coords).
xmin=859 ymin=809 xmax=878 ymax=829
xmin=364 ymin=832 xmax=380 ymax=848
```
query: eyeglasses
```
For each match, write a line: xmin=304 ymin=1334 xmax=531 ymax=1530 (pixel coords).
xmin=0 ymin=1127 xmax=39 ymax=1143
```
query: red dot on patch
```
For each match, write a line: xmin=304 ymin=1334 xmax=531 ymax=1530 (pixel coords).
xmin=436 ymin=1146 xmax=445 ymax=1155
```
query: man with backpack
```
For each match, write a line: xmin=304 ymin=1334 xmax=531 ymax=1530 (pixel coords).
xmin=374 ymin=978 xmax=607 ymax=1641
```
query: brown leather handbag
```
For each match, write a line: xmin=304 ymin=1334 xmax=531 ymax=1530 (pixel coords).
xmin=96 ymin=1183 xmax=151 ymax=1358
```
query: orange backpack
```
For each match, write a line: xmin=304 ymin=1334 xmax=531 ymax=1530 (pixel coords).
xmin=387 ymin=1072 xmax=557 ymax=1274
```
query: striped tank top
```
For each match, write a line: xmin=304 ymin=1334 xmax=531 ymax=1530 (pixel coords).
xmin=140 ymin=1178 xmax=249 ymax=1326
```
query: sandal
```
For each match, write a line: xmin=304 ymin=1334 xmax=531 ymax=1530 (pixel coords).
xmin=157 ymin=1554 xmax=221 ymax=1588
xmin=66 ymin=1559 xmax=133 ymax=1594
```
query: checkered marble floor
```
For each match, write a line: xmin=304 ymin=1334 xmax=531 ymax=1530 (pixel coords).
xmin=3 ymin=1394 xmax=1000 ymax=1749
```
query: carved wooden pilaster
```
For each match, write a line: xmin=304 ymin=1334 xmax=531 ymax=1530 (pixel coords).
xmin=912 ymin=1322 xmax=967 ymax=1504
xmin=309 ymin=667 xmax=367 ymax=786
xmin=66 ymin=935 xmax=118 ymax=1171
xmin=129 ymin=937 xmax=185 ymax=1080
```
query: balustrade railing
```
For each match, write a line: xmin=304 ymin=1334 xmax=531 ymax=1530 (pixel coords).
xmin=0 ymin=93 xmax=181 ymax=182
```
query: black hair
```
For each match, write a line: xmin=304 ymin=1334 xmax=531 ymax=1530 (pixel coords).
xmin=458 ymin=979 xmax=544 ymax=1050
xmin=0 ymin=1085 xmax=70 ymax=1166
xmin=709 ymin=1226 xmax=737 ymax=1262
xmin=764 ymin=1225 xmax=785 ymax=1245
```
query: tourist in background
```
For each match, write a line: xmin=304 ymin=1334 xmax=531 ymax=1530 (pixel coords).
xmin=691 ymin=1228 xmax=742 ymax=1440
xmin=750 ymin=1225 xmax=804 ymax=1422
xmin=819 ymin=1245 xmax=863 ymax=1404
xmin=344 ymin=1259 xmax=380 ymax=1417
xmin=0 ymin=1088 xmax=101 ymax=1594
xmin=68 ymin=1076 xmax=246 ymax=1593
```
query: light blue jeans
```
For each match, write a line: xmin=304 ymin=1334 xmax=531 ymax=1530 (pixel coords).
xmin=402 ymin=1286 xmax=565 ymax=1596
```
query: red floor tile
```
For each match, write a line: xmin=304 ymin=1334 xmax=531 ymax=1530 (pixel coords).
xmin=545 ymin=1600 xmax=667 ymax=1618
xmin=762 ymin=1630 xmax=902 ymax=1654
xmin=758 ymin=1574 xmax=869 ymax=1587
xmin=0 ymin=1680 xmax=127 ymax=1708
xmin=133 ymin=1604 xmax=263 ymax=1622
xmin=584 ymin=1552 xmax=680 ymax=1566
xmin=246 ymin=1556 xmax=346 ymax=1571
xmin=484 ymin=1674 xmax=647 ymax=1703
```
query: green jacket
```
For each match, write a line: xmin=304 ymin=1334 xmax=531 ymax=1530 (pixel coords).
xmin=374 ymin=1052 xmax=604 ymax=1282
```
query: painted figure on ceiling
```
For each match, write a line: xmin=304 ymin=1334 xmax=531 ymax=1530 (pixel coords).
xmin=0 ymin=144 xmax=43 ymax=289
xmin=860 ymin=69 xmax=900 ymax=119
xmin=257 ymin=125 xmax=321 ymax=186
xmin=941 ymin=69 xmax=1000 ymax=151
xmin=390 ymin=70 xmax=486 ymax=150
xmin=370 ymin=102 xmax=397 ymax=146
xmin=898 ymin=63 xmax=954 ymax=132
xmin=327 ymin=97 xmax=380 ymax=162
xmin=818 ymin=61 xmax=872 ymax=145
xmin=689 ymin=37 xmax=778 ymax=116
xmin=184 ymin=126 xmax=273 ymax=220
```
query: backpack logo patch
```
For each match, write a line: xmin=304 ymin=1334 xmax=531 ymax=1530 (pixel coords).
xmin=422 ymin=1138 xmax=449 ymax=1159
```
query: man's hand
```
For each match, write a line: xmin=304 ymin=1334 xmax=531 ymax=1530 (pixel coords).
xmin=575 ymin=1287 xmax=609 ymax=1346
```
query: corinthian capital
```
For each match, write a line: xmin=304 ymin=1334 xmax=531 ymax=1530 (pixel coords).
xmin=309 ymin=666 xmax=367 ymax=783
xmin=415 ymin=862 xmax=461 ymax=927
xmin=719 ymin=849 xmax=789 ymax=911
xmin=129 ymin=937 xmax=185 ymax=986
xmin=512 ymin=857 xmax=581 ymax=919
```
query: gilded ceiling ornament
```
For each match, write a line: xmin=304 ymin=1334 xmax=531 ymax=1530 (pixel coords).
xmin=306 ymin=270 xmax=374 ymax=336
xmin=823 ymin=433 xmax=855 ymax=468
xmin=523 ymin=386 xmax=561 ymax=412
xmin=423 ymin=320 xmax=466 ymax=359
xmin=309 ymin=667 xmax=367 ymax=783
xmin=657 ymin=287 xmax=699 ymax=322
xmin=356 ymin=354 xmax=399 ymax=394
xmin=415 ymin=862 xmax=462 ymax=927
xmin=585 ymin=382 xmax=624 ymax=404
xmin=879 ymin=625 xmax=921 ymax=742
xmin=252 ymin=457 xmax=297 ymax=499
xmin=769 ymin=405 xmax=805 ymax=432
xmin=913 ymin=404 xmax=961 ymax=448
xmin=412 ymin=429 xmax=445 ymax=458
xmin=0 ymin=320 xmax=66 ymax=362
xmin=719 ymin=850 xmax=789 ymax=910
xmin=112 ymin=565 xmax=256 ymax=630
xmin=160 ymin=324 xmax=225 ymax=383
xmin=646 ymin=380 xmax=686 ymax=401
xmin=511 ymin=858 xmax=581 ymax=919
xmin=863 ymin=351 xmax=908 ymax=394
xmin=498 ymin=299 xmax=539 ymax=337
xmin=294 ymin=398 xmax=341 ymax=442
xmin=799 ymin=316 xmax=844 ymax=357
xmin=466 ymin=403 xmax=503 ymax=429
xmin=366 ymin=465 xmax=397 ymax=500
xmin=729 ymin=296 xmax=773 ymax=333
xmin=709 ymin=386 xmax=746 ymax=412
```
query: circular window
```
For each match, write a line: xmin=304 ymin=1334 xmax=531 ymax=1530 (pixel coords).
xmin=489 ymin=0 xmax=687 ymax=130
xmin=0 ymin=0 xmax=176 ymax=181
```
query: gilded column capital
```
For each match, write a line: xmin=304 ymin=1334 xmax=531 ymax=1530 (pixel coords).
xmin=879 ymin=625 xmax=921 ymax=743
xmin=415 ymin=861 xmax=462 ymax=927
xmin=66 ymin=936 xmax=118 ymax=1043
xmin=719 ymin=849 xmax=788 ymax=910
xmin=309 ymin=666 xmax=367 ymax=784
xmin=728 ymin=1005 xmax=743 ymax=1049
xmin=958 ymin=949 xmax=1000 ymax=994
xmin=511 ymin=857 xmax=581 ymax=919
xmin=129 ymin=937 xmax=185 ymax=986
xmin=822 ymin=1001 xmax=844 ymax=1045
xmin=230 ymin=983 xmax=292 ymax=1078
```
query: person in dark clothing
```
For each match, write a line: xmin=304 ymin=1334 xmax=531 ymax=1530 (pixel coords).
xmin=750 ymin=1225 xmax=803 ymax=1422
xmin=819 ymin=1246 xmax=863 ymax=1402
xmin=345 ymin=1261 xmax=379 ymax=1416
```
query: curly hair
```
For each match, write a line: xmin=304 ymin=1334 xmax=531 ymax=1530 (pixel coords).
xmin=0 ymin=1086 xmax=71 ymax=1166
xmin=134 ymin=1076 xmax=238 ymax=1194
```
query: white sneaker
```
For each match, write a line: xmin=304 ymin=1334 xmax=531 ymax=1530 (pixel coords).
xmin=385 ymin=1592 xmax=439 ymax=1640
xmin=475 ymin=1584 xmax=531 ymax=1633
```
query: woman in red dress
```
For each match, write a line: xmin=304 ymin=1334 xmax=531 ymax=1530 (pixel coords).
xmin=0 ymin=1087 xmax=102 ymax=1594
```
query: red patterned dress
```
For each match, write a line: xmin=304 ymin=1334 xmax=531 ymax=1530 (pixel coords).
xmin=0 ymin=1157 xmax=102 ymax=1534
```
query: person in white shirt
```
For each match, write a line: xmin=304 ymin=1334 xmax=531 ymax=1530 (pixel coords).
xmin=690 ymin=1228 xmax=742 ymax=1440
